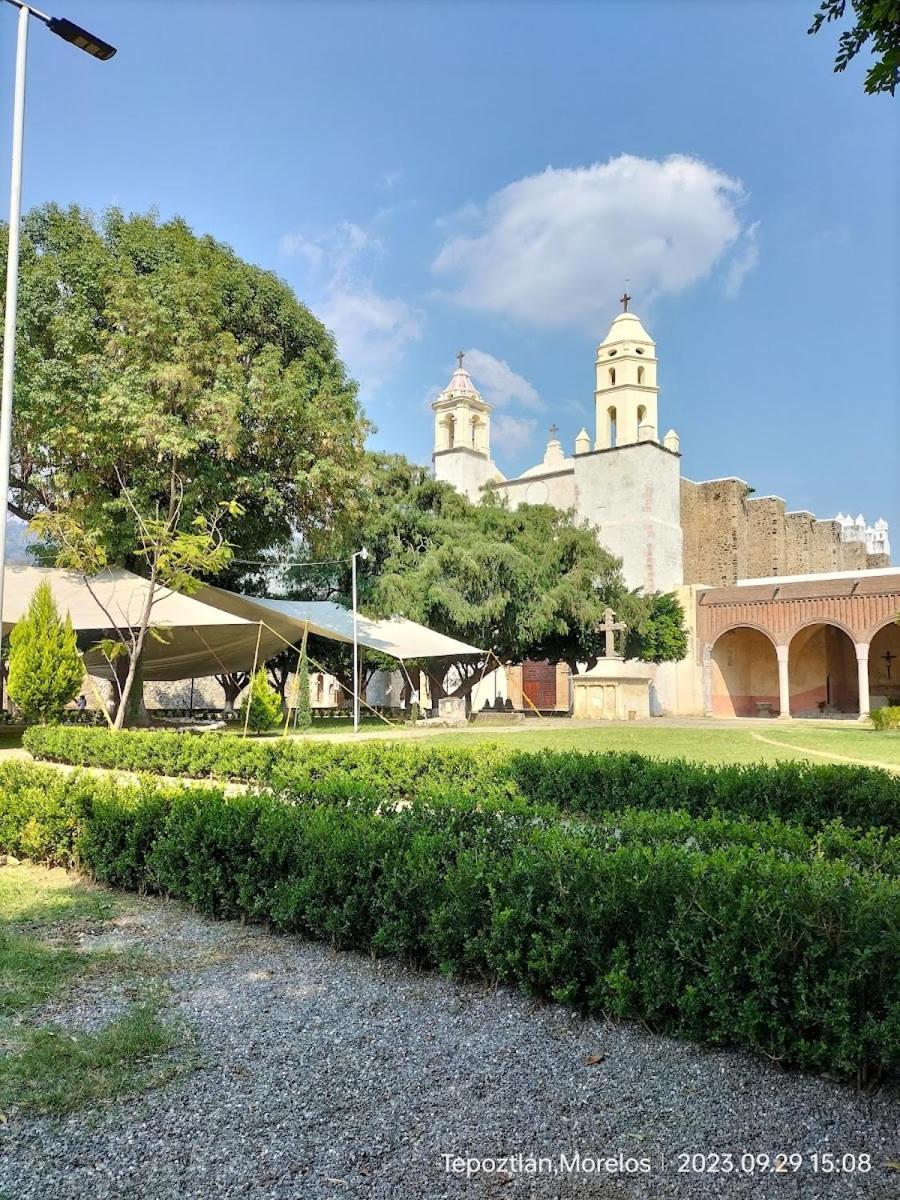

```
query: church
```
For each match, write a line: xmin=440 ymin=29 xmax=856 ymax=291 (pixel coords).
xmin=430 ymin=301 xmax=898 ymax=720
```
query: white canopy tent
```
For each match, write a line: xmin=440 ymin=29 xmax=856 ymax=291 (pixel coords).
xmin=195 ymin=586 xmax=483 ymax=661
xmin=1 ymin=565 xmax=282 ymax=681
xmin=1 ymin=566 xmax=482 ymax=684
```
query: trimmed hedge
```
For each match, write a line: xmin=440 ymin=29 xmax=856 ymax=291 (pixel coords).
xmin=0 ymin=762 xmax=897 ymax=1079
xmin=23 ymin=724 xmax=900 ymax=834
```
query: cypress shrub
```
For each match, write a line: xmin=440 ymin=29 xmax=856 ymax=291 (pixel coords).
xmin=239 ymin=669 xmax=282 ymax=733
xmin=7 ymin=581 xmax=83 ymax=723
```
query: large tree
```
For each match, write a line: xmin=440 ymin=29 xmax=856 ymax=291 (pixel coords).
xmin=1 ymin=204 xmax=370 ymax=576
xmin=292 ymin=453 xmax=685 ymax=706
xmin=809 ymin=0 xmax=900 ymax=95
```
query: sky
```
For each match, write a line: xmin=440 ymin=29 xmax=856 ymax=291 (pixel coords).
xmin=1 ymin=0 xmax=897 ymax=535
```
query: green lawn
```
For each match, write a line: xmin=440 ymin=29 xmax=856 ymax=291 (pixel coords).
xmin=285 ymin=720 xmax=900 ymax=769
xmin=0 ymin=864 xmax=187 ymax=1115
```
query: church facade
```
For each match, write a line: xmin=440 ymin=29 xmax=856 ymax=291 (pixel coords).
xmin=431 ymin=305 xmax=894 ymax=718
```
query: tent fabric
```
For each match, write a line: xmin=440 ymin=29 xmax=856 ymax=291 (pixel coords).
xmin=1 ymin=566 xmax=481 ymax=683
xmin=197 ymin=586 xmax=483 ymax=660
xmin=1 ymin=565 xmax=283 ymax=681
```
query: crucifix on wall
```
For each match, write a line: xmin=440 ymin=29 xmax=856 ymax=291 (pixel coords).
xmin=882 ymin=649 xmax=896 ymax=680
xmin=600 ymin=606 xmax=627 ymax=658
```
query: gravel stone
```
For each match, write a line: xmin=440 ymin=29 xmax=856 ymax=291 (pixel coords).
xmin=2 ymin=896 xmax=898 ymax=1199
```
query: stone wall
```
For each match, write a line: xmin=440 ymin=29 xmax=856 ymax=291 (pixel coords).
xmin=681 ymin=478 xmax=882 ymax=586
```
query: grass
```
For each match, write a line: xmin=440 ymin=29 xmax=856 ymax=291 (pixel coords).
xmin=278 ymin=719 xmax=900 ymax=769
xmin=0 ymin=863 xmax=190 ymax=1116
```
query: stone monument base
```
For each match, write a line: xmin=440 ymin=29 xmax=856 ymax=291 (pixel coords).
xmin=571 ymin=658 xmax=655 ymax=720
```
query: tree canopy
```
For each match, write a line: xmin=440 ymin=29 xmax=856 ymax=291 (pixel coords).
xmin=1 ymin=204 xmax=370 ymax=577
xmin=291 ymin=453 xmax=686 ymax=701
xmin=809 ymin=0 xmax=900 ymax=94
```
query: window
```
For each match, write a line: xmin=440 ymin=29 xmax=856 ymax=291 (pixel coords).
xmin=446 ymin=415 xmax=455 ymax=448
xmin=471 ymin=416 xmax=478 ymax=448
xmin=607 ymin=406 xmax=617 ymax=447
xmin=609 ymin=367 xmax=616 ymax=385
xmin=635 ymin=347 xmax=644 ymax=355
xmin=637 ymin=404 xmax=646 ymax=425
xmin=608 ymin=349 xmax=617 ymax=356
xmin=637 ymin=366 xmax=644 ymax=384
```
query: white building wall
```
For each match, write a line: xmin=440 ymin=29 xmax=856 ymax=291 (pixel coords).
xmin=573 ymin=441 xmax=683 ymax=593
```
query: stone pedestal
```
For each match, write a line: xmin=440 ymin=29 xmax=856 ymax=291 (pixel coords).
xmin=571 ymin=658 xmax=655 ymax=720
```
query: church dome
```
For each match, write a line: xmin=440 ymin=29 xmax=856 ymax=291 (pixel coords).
xmin=443 ymin=361 xmax=479 ymax=397
xmin=602 ymin=310 xmax=655 ymax=348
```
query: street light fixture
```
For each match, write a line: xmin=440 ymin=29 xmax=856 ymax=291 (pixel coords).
xmin=0 ymin=2 xmax=115 ymax=682
xmin=351 ymin=547 xmax=369 ymax=733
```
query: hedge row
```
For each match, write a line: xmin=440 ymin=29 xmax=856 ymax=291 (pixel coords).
xmin=3 ymin=759 xmax=897 ymax=877
xmin=1 ymin=761 xmax=897 ymax=1079
xmin=23 ymin=724 xmax=900 ymax=834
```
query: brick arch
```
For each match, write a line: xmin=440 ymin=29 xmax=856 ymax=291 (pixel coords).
xmin=788 ymin=620 xmax=859 ymax=716
xmin=708 ymin=621 xmax=779 ymax=652
xmin=786 ymin=615 xmax=860 ymax=648
xmin=708 ymin=624 xmax=781 ymax=718
xmin=863 ymin=611 xmax=900 ymax=644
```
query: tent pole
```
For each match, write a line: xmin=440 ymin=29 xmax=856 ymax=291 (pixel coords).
xmin=242 ymin=621 xmax=263 ymax=739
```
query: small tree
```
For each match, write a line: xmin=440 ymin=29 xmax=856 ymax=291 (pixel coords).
xmin=625 ymin=592 xmax=689 ymax=664
xmin=239 ymin=668 xmax=282 ymax=733
xmin=295 ymin=641 xmax=312 ymax=730
xmin=7 ymin=581 xmax=83 ymax=722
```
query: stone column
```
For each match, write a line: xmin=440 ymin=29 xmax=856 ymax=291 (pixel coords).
xmin=776 ymin=644 xmax=791 ymax=720
xmin=701 ymin=645 xmax=713 ymax=717
xmin=856 ymin=643 xmax=871 ymax=721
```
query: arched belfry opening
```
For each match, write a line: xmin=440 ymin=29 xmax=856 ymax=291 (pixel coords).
xmin=710 ymin=627 xmax=780 ymax=717
xmin=788 ymin=623 xmax=859 ymax=716
xmin=607 ymin=406 xmax=617 ymax=448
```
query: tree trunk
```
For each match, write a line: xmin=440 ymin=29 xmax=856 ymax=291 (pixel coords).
xmin=217 ymin=673 xmax=247 ymax=715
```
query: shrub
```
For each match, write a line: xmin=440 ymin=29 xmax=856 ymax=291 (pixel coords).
xmin=871 ymin=706 xmax=900 ymax=731
xmin=238 ymin=669 xmax=282 ymax=733
xmin=7 ymin=582 xmax=83 ymax=723
xmin=24 ymin=724 xmax=900 ymax=834
xmin=1 ymin=765 xmax=896 ymax=1079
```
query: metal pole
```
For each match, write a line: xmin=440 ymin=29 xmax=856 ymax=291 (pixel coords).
xmin=352 ymin=551 xmax=359 ymax=732
xmin=0 ymin=4 xmax=28 ymax=699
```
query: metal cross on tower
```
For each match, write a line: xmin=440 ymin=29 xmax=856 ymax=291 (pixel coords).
xmin=600 ymin=606 xmax=627 ymax=658
xmin=456 ymin=350 xmax=465 ymax=369
xmin=620 ymin=291 xmax=631 ymax=312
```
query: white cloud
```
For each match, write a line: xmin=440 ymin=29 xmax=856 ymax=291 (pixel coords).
xmin=724 ymin=221 xmax=760 ymax=298
xmin=279 ymin=222 xmax=421 ymax=391
xmin=492 ymin=414 xmax=539 ymax=457
xmin=461 ymin=349 xmax=542 ymax=410
xmin=433 ymin=154 xmax=758 ymax=330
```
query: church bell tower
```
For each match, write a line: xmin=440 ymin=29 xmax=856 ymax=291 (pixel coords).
xmin=432 ymin=353 xmax=501 ymax=501
xmin=594 ymin=294 xmax=660 ymax=449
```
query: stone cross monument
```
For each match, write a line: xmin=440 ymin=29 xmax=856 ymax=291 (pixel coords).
xmin=600 ymin=606 xmax=627 ymax=658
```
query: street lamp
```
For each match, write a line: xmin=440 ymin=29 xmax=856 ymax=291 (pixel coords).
xmin=0 ymin=1 xmax=115 ymax=676
xmin=350 ymin=547 xmax=369 ymax=732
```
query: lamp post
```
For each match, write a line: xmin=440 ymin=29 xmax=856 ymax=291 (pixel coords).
xmin=350 ymin=547 xmax=368 ymax=732
xmin=0 ymin=1 xmax=115 ymax=686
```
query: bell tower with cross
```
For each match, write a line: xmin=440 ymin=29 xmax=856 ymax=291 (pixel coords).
xmin=432 ymin=350 xmax=502 ymax=502
xmin=594 ymin=292 xmax=660 ymax=450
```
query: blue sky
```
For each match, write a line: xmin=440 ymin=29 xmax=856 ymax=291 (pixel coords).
xmin=2 ymin=0 xmax=898 ymax=534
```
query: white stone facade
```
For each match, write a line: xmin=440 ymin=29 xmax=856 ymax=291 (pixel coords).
xmin=432 ymin=308 xmax=683 ymax=594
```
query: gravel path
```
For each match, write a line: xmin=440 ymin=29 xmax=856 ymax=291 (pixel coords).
xmin=2 ymin=893 xmax=898 ymax=1200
